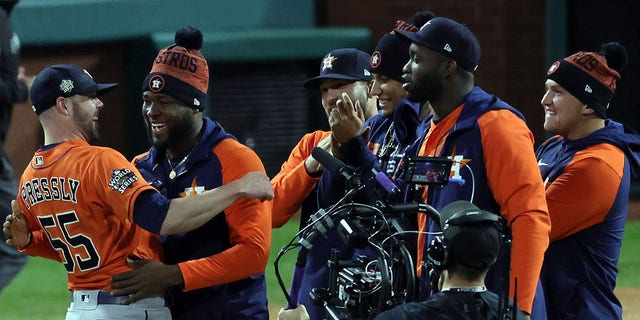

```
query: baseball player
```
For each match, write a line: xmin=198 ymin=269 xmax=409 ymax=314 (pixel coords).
xmin=534 ymin=42 xmax=640 ymax=319
xmin=2 ymin=63 xmax=273 ymax=320
xmin=271 ymin=48 xmax=372 ymax=320
xmin=108 ymin=26 xmax=273 ymax=319
xmin=326 ymin=17 xmax=551 ymax=316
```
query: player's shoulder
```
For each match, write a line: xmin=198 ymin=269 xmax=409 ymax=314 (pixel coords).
xmin=478 ymin=108 xmax=527 ymax=127
xmin=575 ymin=143 xmax=625 ymax=163
xmin=301 ymin=130 xmax=331 ymax=144
xmin=214 ymin=138 xmax=263 ymax=164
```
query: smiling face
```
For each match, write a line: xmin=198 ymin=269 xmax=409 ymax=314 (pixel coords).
xmin=541 ymin=79 xmax=591 ymax=139
xmin=319 ymin=78 xmax=369 ymax=117
xmin=141 ymin=91 xmax=198 ymax=152
xmin=369 ymin=73 xmax=406 ymax=117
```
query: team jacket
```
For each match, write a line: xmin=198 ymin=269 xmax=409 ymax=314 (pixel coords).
xmin=372 ymin=98 xmax=421 ymax=179
xmin=271 ymin=130 xmax=330 ymax=228
xmin=134 ymin=118 xmax=271 ymax=320
xmin=302 ymin=102 xmax=419 ymax=320
xmin=533 ymin=120 xmax=640 ymax=319
xmin=332 ymin=87 xmax=550 ymax=314
xmin=414 ymin=88 xmax=550 ymax=314
xmin=17 ymin=139 xmax=161 ymax=290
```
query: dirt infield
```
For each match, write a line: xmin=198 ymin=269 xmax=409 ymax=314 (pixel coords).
xmin=619 ymin=287 xmax=640 ymax=320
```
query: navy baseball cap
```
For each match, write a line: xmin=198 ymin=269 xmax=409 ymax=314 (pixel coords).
xmin=30 ymin=64 xmax=118 ymax=115
xmin=394 ymin=17 xmax=481 ymax=73
xmin=304 ymin=48 xmax=373 ymax=89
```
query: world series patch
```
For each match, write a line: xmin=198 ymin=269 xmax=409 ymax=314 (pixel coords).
xmin=109 ymin=168 xmax=138 ymax=194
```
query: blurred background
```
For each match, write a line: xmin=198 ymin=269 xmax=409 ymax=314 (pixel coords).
xmin=6 ymin=0 xmax=640 ymax=184
xmin=2 ymin=1 xmax=640 ymax=318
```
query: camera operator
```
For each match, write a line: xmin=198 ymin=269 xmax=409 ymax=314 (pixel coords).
xmin=374 ymin=201 xmax=526 ymax=320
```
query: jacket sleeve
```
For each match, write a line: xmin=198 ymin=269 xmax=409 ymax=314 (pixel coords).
xmin=479 ymin=109 xmax=551 ymax=314
xmin=545 ymin=144 xmax=624 ymax=242
xmin=177 ymin=139 xmax=272 ymax=291
xmin=270 ymin=131 xmax=329 ymax=228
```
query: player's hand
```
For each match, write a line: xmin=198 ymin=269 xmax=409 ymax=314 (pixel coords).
xmin=237 ymin=171 xmax=274 ymax=201
xmin=277 ymin=304 xmax=310 ymax=320
xmin=3 ymin=200 xmax=31 ymax=247
xmin=328 ymin=92 xmax=365 ymax=144
xmin=304 ymin=135 xmax=332 ymax=174
xmin=110 ymin=258 xmax=182 ymax=304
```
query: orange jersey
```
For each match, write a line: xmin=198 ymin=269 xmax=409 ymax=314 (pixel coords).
xmin=271 ymin=130 xmax=330 ymax=228
xmin=17 ymin=139 xmax=161 ymax=290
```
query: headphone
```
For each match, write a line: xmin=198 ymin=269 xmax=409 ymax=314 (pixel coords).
xmin=425 ymin=207 xmax=502 ymax=273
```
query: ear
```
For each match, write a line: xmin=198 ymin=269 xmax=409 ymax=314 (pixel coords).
xmin=440 ymin=60 xmax=457 ymax=79
xmin=54 ymin=97 xmax=69 ymax=114
xmin=582 ymin=104 xmax=596 ymax=116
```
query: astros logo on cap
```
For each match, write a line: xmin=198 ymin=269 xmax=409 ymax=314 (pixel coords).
xmin=322 ymin=53 xmax=337 ymax=72
xmin=547 ymin=61 xmax=560 ymax=75
xmin=370 ymin=51 xmax=382 ymax=68
xmin=148 ymin=75 xmax=165 ymax=92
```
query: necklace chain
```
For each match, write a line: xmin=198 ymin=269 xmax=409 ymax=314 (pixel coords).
xmin=167 ymin=146 xmax=196 ymax=180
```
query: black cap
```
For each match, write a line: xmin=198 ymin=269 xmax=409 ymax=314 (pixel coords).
xmin=440 ymin=201 xmax=500 ymax=269
xmin=394 ymin=17 xmax=481 ymax=73
xmin=30 ymin=64 xmax=118 ymax=115
xmin=370 ymin=33 xmax=410 ymax=83
xmin=304 ymin=48 xmax=373 ymax=89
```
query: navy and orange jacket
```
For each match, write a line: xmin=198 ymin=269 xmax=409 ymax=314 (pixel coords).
xmin=414 ymin=88 xmax=550 ymax=314
xmin=134 ymin=118 xmax=271 ymax=319
xmin=533 ymin=120 xmax=640 ymax=319
xmin=332 ymin=87 xmax=550 ymax=314
xmin=271 ymin=130 xmax=330 ymax=228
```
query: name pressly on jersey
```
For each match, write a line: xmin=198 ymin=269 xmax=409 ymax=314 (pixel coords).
xmin=21 ymin=177 xmax=80 ymax=209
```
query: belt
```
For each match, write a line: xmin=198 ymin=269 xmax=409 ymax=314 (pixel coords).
xmin=71 ymin=290 xmax=128 ymax=305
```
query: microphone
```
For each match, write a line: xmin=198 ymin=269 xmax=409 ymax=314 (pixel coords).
xmin=372 ymin=168 xmax=400 ymax=196
xmin=311 ymin=147 xmax=361 ymax=187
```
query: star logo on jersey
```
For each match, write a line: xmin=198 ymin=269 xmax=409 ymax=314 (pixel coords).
xmin=179 ymin=177 xmax=206 ymax=197
xmin=108 ymin=168 xmax=138 ymax=194
xmin=322 ymin=53 xmax=337 ymax=72
xmin=59 ymin=79 xmax=74 ymax=93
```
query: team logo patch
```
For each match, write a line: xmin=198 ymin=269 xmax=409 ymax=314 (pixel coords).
xmin=322 ymin=53 xmax=337 ymax=72
xmin=370 ymin=51 xmax=382 ymax=68
xmin=108 ymin=168 xmax=138 ymax=194
xmin=34 ymin=156 xmax=44 ymax=165
xmin=59 ymin=79 xmax=74 ymax=93
xmin=547 ymin=61 xmax=560 ymax=75
xmin=149 ymin=75 xmax=165 ymax=92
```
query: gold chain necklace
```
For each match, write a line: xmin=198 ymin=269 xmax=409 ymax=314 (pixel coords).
xmin=167 ymin=148 xmax=194 ymax=180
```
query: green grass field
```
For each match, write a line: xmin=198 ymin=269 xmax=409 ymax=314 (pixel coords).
xmin=0 ymin=220 xmax=639 ymax=319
